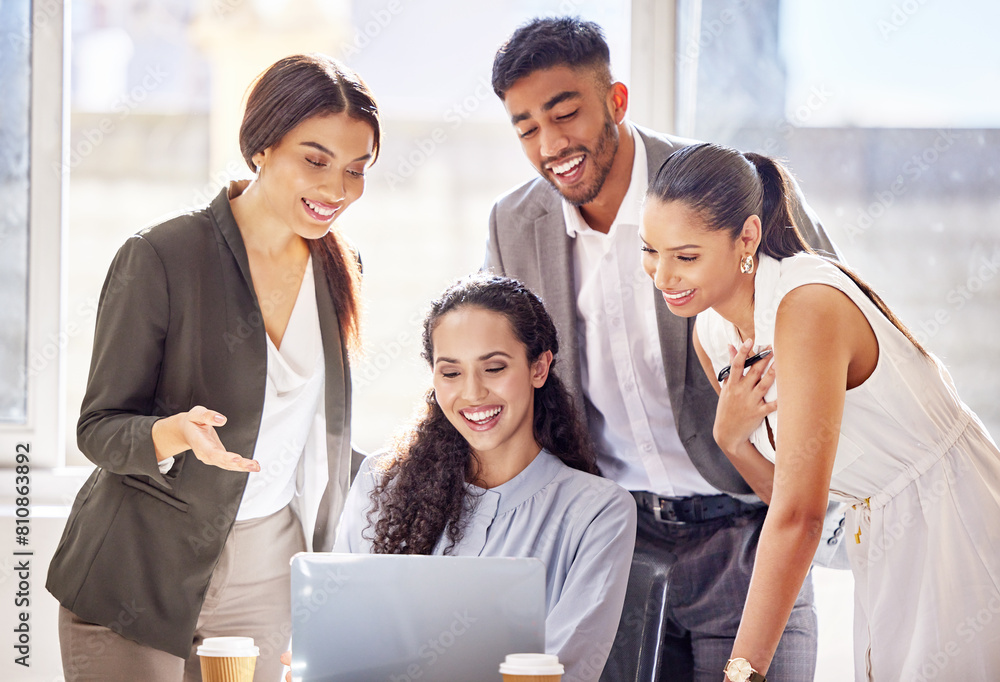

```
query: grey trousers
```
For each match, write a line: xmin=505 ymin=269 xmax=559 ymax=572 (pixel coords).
xmin=59 ymin=504 xmax=306 ymax=682
xmin=601 ymin=501 xmax=818 ymax=682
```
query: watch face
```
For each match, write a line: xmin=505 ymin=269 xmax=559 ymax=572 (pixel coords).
xmin=725 ymin=658 xmax=752 ymax=681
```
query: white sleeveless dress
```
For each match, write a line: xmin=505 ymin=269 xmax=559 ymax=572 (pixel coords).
xmin=696 ymin=253 xmax=1000 ymax=681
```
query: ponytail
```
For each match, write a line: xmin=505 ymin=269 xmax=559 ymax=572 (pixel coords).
xmin=741 ymin=152 xmax=812 ymax=259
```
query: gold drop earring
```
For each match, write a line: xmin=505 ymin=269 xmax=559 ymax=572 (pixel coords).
xmin=740 ymin=254 xmax=755 ymax=275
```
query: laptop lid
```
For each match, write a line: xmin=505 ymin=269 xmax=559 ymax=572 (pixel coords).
xmin=290 ymin=553 xmax=546 ymax=682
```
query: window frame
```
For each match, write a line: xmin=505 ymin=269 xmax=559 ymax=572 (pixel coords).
xmin=0 ymin=0 xmax=69 ymax=469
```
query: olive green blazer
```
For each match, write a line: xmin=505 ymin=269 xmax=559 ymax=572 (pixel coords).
xmin=46 ymin=187 xmax=359 ymax=657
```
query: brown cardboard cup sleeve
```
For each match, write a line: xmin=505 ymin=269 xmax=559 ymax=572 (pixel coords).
xmin=197 ymin=636 xmax=260 ymax=682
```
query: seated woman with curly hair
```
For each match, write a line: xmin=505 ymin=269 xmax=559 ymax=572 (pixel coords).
xmin=334 ymin=274 xmax=637 ymax=681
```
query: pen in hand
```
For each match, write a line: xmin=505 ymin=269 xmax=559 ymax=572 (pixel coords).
xmin=717 ymin=348 xmax=773 ymax=383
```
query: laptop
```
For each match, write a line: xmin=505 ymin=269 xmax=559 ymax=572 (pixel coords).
xmin=289 ymin=553 xmax=546 ymax=682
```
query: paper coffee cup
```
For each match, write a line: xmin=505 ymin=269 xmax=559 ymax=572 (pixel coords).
xmin=197 ymin=636 xmax=260 ymax=682
xmin=499 ymin=653 xmax=564 ymax=682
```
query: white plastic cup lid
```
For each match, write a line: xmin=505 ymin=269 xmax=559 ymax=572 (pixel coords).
xmin=499 ymin=653 xmax=565 ymax=675
xmin=196 ymin=637 xmax=260 ymax=658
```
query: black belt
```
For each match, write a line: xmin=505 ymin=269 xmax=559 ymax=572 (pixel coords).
xmin=632 ymin=491 xmax=756 ymax=524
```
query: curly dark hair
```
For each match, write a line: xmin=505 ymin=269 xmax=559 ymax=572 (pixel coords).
xmin=367 ymin=274 xmax=599 ymax=555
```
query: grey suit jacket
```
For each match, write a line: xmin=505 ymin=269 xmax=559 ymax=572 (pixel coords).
xmin=46 ymin=187 xmax=358 ymax=657
xmin=485 ymin=125 xmax=838 ymax=496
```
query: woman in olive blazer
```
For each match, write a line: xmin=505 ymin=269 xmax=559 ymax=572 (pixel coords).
xmin=46 ymin=54 xmax=380 ymax=681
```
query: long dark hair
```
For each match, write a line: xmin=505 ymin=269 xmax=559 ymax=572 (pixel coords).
xmin=368 ymin=274 xmax=599 ymax=555
xmin=648 ymin=142 xmax=927 ymax=355
xmin=239 ymin=53 xmax=382 ymax=353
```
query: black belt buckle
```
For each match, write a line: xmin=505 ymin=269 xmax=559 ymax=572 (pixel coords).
xmin=653 ymin=497 xmax=684 ymax=525
xmin=643 ymin=493 xmax=748 ymax=524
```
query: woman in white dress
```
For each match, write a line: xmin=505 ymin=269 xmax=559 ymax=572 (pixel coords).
xmin=637 ymin=142 xmax=1000 ymax=682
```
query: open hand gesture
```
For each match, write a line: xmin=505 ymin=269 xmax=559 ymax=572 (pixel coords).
xmin=153 ymin=406 xmax=260 ymax=473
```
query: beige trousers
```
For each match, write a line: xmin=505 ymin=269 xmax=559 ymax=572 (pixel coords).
xmin=59 ymin=504 xmax=307 ymax=682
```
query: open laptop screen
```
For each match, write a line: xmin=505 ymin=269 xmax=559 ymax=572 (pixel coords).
xmin=290 ymin=553 xmax=546 ymax=682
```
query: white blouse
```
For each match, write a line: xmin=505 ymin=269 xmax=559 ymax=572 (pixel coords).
xmin=237 ymin=258 xmax=326 ymax=521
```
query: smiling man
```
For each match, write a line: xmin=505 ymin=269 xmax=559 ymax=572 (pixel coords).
xmin=485 ymin=16 xmax=841 ymax=682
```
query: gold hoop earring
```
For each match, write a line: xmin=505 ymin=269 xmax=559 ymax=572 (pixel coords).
xmin=740 ymin=255 xmax=755 ymax=275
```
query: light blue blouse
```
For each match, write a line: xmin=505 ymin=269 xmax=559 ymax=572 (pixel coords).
xmin=333 ymin=450 xmax=638 ymax=682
